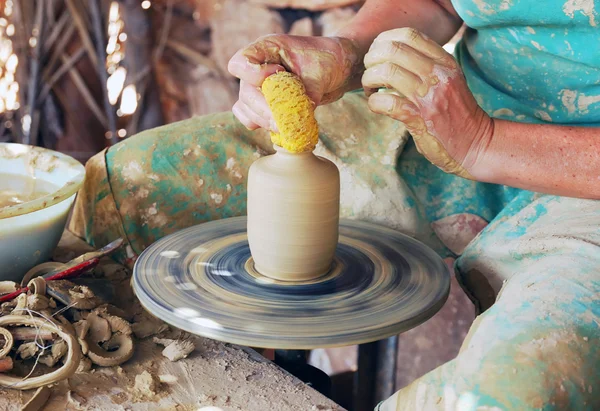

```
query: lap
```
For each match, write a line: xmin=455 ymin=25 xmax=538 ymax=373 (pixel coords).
xmin=70 ymin=91 xmax=517 ymax=265
xmin=455 ymin=196 xmax=600 ymax=410
xmin=457 ymin=194 xmax=600 ymax=311
xmin=382 ymin=196 xmax=600 ymax=410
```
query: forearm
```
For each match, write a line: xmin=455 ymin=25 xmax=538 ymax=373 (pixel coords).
xmin=468 ymin=120 xmax=600 ymax=199
xmin=337 ymin=0 xmax=462 ymax=55
xmin=336 ymin=0 xmax=462 ymax=92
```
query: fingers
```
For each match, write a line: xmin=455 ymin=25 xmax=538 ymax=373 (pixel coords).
xmin=233 ymin=100 xmax=272 ymax=131
xmin=367 ymin=92 xmax=420 ymax=125
xmin=364 ymin=40 xmax=436 ymax=75
xmin=373 ymin=27 xmax=450 ymax=62
xmin=362 ymin=27 xmax=455 ymax=101
xmin=232 ymin=101 xmax=258 ymax=130
xmin=233 ymin=80 xmax=281 ymax=132
xmin=239 ymin=81 xmax=278 ymax=130
xmin=361 ymin=62 xmax=424 ymax=98
xmin=228 ymin=36 xmax=286 ymax=86
xmin=227 ymin=34 xmax=297 ymax=132
xmin=228 ymin=33 xmax=354 ymax=130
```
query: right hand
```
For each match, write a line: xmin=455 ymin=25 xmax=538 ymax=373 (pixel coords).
xmin=227 ymin=34 xmax=362 ymax=131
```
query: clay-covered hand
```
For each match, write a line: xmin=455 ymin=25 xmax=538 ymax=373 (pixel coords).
xmin=361 ymin=28 xmax=494 ymax=179
xmin=228 ymin=34 xmax=362 ymax=131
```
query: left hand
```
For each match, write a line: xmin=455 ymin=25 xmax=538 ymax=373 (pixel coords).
xmin=361 ymin=28 xmax=494 ymax=179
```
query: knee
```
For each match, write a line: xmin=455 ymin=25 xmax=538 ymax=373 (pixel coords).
xmin=458 ymin=323 xmax=598 ymax=409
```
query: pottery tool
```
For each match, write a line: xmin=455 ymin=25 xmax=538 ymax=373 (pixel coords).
xmin=133 ymin=217 xmax=449 ymax=349
xmin=0 ymin=238 xmax=123 ymax=304
xmin=132 ymin=72 xmax=449 ymax=349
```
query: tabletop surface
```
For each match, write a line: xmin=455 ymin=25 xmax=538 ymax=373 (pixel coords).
xmin=0 ymin=231 xmax=343 ymax=411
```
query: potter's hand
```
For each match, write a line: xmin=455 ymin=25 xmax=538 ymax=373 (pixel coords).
xmin=361 ymin=28 xmax=493 ymax=179
xmin=228 ymin=35 xmax=362 ymax=131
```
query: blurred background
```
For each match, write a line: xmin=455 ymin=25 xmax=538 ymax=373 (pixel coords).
xmin=3 ymin=0 xmax=471 ymax=406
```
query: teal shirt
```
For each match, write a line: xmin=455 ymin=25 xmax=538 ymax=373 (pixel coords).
xmin=452 ymin=0 xmax=600 ymax=125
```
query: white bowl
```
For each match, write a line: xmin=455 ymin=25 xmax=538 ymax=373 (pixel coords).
xmin=0 ymin=143 xmax=85 ymax=282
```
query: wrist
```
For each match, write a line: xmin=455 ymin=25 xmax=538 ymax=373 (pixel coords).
xmin=461 ymin=112 xmax=496 ymax=182
xmin=334 ymin=26 xmax=371 ymax=58
xmin=329 ymin=35 xmax=366 ymax=93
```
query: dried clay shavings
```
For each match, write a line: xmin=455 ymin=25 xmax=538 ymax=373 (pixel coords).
xmin=261 ymin=71 xmax=319 ymax=153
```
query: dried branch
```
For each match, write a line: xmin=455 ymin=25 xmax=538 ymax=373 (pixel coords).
xmin=89 ymin=0 xmax=117 ymax=145
xmin=46 ymin=0 xmax=56 ymax=24
xmin=165 ymin=40 xmax=219 ymax=71
xmin=12 ymin=0 xmax=30 ymax=134
xmin=37 ymin=47 xmax=86 ymax=105
xmin=153 ymin=0 xmax=173 ymax=63
xmin=65 ymin=0 xmax=99 ymax=67
xmin=43 ymin=8 xmax=70 ymax=53
xmin=118 ymin=0 xmax=165 ymax=136
xmin=13 ymin=0 xmax=33 ymax=42
xmin=118 ymin=0 xmax=152 ymax=89
xmin=39 ymin=93 xmax=64 ymax=149
xmin=61 ymin=53 xmax=108 ymax=128
xmin=0 ymin=111 xmax=14 ymax=142
xmin=75 ymin=0 xmax=93 ymax=26
xmin=44 ymin=24 xmax=76 ymax=78
xmin=29 ymin=109 xmax=41 ymax=147
xmin=0 ymin=124 xmax=7 ymax=143
xmin=23 ymin=0 xmax=46 ymax=145
xmin=8 ymin=111 xmax=22 ymax=143
xmin=128 ymin=66 xmax=150 ymax=86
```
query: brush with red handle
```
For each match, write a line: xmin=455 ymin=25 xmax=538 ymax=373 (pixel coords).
xmin=0 ymin=238 xmax=123 ymax=303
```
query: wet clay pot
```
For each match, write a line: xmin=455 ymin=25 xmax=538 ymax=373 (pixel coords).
xmin=247 ymin=146 xmax=340 ymax=281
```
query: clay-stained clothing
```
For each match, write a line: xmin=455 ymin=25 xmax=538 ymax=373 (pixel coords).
xmin=453 ymin=0 xmax=600 ymax=126
xmin=379 ymin=194 xmax=600 ymax=410
xmin=374 ymin=0 xmax=600 ymax=409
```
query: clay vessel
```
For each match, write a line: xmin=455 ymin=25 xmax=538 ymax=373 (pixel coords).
xmin=247 ymin=145 xmax=340 ymax=281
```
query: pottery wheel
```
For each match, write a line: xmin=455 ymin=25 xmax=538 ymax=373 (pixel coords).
xmin=132 ymin=217 xmax=450 ymax=349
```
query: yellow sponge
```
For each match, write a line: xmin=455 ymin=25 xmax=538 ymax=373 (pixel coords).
xmin=261 ymin=72 xmax=319 ymax=153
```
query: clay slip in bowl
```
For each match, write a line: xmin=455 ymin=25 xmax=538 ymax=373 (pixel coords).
xmin=0 ymin=143 xmax=85 ymax=282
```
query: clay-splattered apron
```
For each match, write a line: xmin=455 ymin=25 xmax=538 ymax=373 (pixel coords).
xmin=70 ymin=0 xmax=600 ymax=408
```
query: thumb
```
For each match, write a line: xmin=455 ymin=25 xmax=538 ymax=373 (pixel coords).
xmin=228 ymin=37 xmax=286 ymax=86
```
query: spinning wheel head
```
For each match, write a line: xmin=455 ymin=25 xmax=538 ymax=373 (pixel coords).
xmin=132 ymin=217 xmax=450 ymax=349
